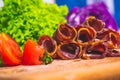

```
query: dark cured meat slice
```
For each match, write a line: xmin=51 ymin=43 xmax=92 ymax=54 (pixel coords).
xmin=82 ymin=42 xmax=107 ymax=59
xmin=97 ymin=28 xmax=120 ymax=49
xmin=38 ymin=35 xmax=57 ymax=57
xmin=57 ymin=42 xmax=82 ymax=59
xmin=83 ymin=16 xmax=105 ymax=32
xmin=53 ymin=24 xmax=77 ymax=44
xmin=76 ymin=26 xmax=96 ymax=46
xmin=106 ymin=49 xmax=120 ymax=57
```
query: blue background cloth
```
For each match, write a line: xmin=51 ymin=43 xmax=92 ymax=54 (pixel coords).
xmin=114 ymin=0 xmax=120 ymax=28
xmin=56 ymin=0 xmax=120 ymax=28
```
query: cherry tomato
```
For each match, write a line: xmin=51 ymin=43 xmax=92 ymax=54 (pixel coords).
xmin=0 ymin=33 xmax=22 ymax=66
xmin=22 ymin=39 xmax=44 ymax=65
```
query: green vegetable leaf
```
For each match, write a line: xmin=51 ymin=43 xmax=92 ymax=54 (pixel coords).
xmin=0 ymin=58 xmax=4 ymax=67
xmin=0 ymin=60 xmax=2 ymax=64
xmin=41 ymin=52 xmax=53 ymax=65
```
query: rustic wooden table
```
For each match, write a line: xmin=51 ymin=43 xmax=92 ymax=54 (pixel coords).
xmin=0 ymin=57 xmax=120 ymax=80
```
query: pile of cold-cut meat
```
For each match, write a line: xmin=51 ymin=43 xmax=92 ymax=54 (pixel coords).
xmin=38 ymin=16 xmax=120 ymax=60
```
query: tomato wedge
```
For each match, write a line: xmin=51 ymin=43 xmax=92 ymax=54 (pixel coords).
xmin=0 ymin=33 xmax=22 ymax=66
xmin=22 ymin=39 xmax=45 ymax=65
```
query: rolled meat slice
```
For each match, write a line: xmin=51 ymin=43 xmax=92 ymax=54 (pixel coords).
xmin=97 ymin=29 xmax=120 ymax=57
xmin=84 ymin=16 xmax=105 ymax=32
xmin=53 ymin=23 xmax=77 ymax=44
xmin=97 ymin=28 xmax=120 ymax=49
xmin=77 ymin=26 xmax=96 ymax=46
xmin=38 ymin=35 xmax=57 ymax=57
xmin=57 ymin=42 xmax=82 ymax=60
xmin=106 ymin=49 xmax=120 ymax=57
xmin=82 ymin=42 xmax=107 ymax=59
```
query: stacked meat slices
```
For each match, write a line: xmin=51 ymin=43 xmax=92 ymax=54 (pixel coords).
xmin=38 ymin=16 xmax=120 ymax=60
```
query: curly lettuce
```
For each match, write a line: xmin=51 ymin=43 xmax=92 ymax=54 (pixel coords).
xmin=0 ymin=0 xmax=68 ymax=49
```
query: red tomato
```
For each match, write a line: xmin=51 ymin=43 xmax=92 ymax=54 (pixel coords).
xmin=0 ymin=33 xmax=22 ymax=66
xmin=22 ymin=39 xmax=45 ymax=65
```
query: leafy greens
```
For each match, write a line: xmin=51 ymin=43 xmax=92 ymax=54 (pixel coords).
xmin=0 ymin=0 xmax=68 ymax=49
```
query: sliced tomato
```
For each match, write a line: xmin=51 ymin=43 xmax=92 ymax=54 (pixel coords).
xmin=0 ymin=33 xmax=22 ymax=66
xmin=22 ymin=39 xmax=45 ymax=65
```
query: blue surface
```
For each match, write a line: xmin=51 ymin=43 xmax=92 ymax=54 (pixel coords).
xmin=56 ymin=0 xmax=86 ymax=10
xmin=114 ymin=0 xmax=120 ymax=28
xmin=56 ymin=0 xmax=120 ymax=28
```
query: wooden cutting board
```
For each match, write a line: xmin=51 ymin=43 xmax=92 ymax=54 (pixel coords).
xmin=0 ymin=57 xmax=120 ymax=80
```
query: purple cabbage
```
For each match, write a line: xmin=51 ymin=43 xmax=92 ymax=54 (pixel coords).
xmin=66 ymin=2 xmax=118 ymax=31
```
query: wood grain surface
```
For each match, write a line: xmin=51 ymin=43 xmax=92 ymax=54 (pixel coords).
xmin=0 ymin=57 xmax=120 ymax=80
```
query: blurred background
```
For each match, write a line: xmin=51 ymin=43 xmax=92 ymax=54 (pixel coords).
xmin=0 ymin=0 xmax=120 ymax=29
xmin=37 ymin=0 xmax=120 ymax=29
xmin=55 ymin=0 xmax=120 ymax=29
